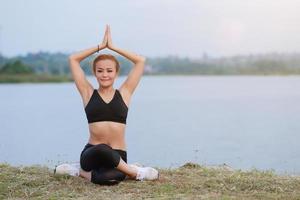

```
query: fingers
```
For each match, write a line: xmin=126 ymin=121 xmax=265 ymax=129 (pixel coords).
xmin=102 ymin=28 xmax=107 ymax=41
xmin=104 ymin=25 xmax=108 ymax=38
xmin=99 ymin=25 xmax=109 ymax=49
xmin=107 ymin=24 xmax=111 ymax=37
xmin=104 ymin=26 xmax=108 ymax=40
xmin=105 ymin=24 xmax=114 ymax=49
xmin=108 ymin=25 xmax=112 ymax=41
xmin=105 ymin=24 xmax=109 ymax=34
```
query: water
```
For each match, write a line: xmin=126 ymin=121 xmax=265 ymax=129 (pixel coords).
xmin=0 ymin=75 xmax=299 ymax=175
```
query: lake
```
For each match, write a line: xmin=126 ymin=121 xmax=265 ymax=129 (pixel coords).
xmin=0 ymin=75 xmax=299 ymax=175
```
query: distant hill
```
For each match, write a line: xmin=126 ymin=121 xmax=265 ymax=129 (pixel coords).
xmin=0 ymin=52 xmax=300 ymax=75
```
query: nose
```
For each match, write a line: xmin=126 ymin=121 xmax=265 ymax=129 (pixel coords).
xmin=102 ymin=71 xmax=108 ymax=77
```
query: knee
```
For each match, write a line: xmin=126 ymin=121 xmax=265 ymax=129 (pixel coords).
xmin=80 ymin=159 xmax=90 ymax=172
xmin=94 ymin=144 xmax=120 ymax=167
xmin=80 ymin=143 xmax=114 ymax=170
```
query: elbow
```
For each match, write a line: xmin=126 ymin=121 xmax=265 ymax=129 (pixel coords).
xmin=136 ymin=56 xmax=146 ymax=64
xmin=68 ymin=55 xmax=76 ymax=61
xmin=68 ymin=55 xmax=74 ymax=62
xmin=141 ymin=56 xmax=146 ymax=63
xmin=68 ymin=55 xmax=79 ymax=63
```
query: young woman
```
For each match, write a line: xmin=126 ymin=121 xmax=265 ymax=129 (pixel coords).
xmin=55 ymin=25 xmax=159 ymax=185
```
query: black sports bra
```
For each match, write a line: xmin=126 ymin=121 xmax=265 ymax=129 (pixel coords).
xmin=84 ymin=89 xmax=128 ymax=124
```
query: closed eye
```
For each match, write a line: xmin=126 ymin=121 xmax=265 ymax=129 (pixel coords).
xmin=97 ymin=69 xmax=113 ymax=73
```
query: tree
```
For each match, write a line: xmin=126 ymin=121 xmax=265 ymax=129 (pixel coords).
xmin=0 ymin=60 xmax=34 ymax=74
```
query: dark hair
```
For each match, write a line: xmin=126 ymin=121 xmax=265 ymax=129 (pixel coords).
xmin=92 ymin=54 xmax=120 ymax=75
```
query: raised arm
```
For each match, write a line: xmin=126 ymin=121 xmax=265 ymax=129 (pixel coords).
xmin=68 ymin=27 xmax=108 ymax=99
xmin=107 ymin=25 xmax=146 ymax=96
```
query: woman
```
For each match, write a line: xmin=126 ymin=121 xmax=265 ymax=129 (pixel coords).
xmin=55 ymin=25 xmax=159 ymax=185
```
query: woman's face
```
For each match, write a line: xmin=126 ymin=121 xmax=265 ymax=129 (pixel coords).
xmin=94 ymin=59 xmax=118 ymax=87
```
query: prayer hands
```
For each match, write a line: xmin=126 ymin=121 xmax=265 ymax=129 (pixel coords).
xmin=99 ymin=24 xmax=115 ymax=50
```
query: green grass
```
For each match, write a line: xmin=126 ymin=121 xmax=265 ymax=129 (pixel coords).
xmin=0 ymin=162 xmax=300 ymax=199
xmin=0 ymin=74 xmax=72 ymax=83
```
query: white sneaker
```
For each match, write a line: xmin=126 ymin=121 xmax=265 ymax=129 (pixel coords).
xmin=54 ymin=163 xmax=80 ymax=176
xmin=129 ymin=164 xmax=159 ymax=181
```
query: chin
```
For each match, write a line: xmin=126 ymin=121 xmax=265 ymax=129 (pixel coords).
xmin=100 ymin=82 xmax=113 ymax=87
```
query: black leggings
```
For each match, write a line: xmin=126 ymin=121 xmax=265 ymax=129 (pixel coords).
xmin=80 ymin=143 xmax=127 ymax=185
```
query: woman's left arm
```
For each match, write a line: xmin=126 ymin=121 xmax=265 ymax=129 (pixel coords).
xmin=107 ymin=25 xmax=146 ymax=95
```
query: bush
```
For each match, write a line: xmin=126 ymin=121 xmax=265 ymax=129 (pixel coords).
xmin=0 ymin=60 xmax=34 ymax=74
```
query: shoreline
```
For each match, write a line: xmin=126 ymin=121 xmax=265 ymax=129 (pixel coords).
xmin=0 ymin=74 xmax=73 ymax=83
xmin=0 ymin=74 xmax=300 ymax=84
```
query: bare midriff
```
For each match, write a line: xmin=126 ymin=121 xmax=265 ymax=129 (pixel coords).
xmin=87 ymin=121 xmax=127 ymax=151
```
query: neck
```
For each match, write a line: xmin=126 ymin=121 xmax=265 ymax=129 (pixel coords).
xmin=98 ymin=86 xmax=114 ymax=94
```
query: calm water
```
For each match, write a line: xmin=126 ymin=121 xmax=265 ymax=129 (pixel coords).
xmin=0 ymin=76 xmax=300 ymax=174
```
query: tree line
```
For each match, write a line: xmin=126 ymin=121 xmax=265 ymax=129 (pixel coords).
xmin=0 ymin=52 xmax=300 ymax=75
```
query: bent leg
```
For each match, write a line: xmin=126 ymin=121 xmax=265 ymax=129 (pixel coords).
xmin=79 ymin=169 xmax=91 ymax=181
xmin=116 ymin=159 xmax=137 ymax=178
xmin=79 ymin=160 xmax=137 ymax=183
xmin=91 ymin=167 xmax=127 ymax=185
xmin=80 ymin=143 xmax=138 ymax=184
xmin=80 ymin=143 xmax=121 ymax=171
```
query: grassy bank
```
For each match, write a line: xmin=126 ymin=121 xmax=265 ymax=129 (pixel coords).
xmin=0 ymin=74 xmax=72 ymax=83
xmin=1 ymin=163 xmax=300 ymax=199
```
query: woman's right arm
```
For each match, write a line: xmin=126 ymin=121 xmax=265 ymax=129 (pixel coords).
xmin=68 ymin=26 xmax=108 ymax=99
xmin=68 ymin=46 xmax=100 ymax=98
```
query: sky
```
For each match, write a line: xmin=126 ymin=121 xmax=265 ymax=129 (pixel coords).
xmin=0 ymin=0 xmax=300 ymax=58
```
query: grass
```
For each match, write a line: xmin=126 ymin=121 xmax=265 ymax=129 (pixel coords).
xmin=0 ymin=162 xmax=300 ymax=199
xmin=0 ymin=74 xmax=72 ymax=83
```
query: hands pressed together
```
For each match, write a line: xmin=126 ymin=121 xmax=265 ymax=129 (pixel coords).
xmin=99 ymin=24 xmax=115 ymax=50
xmin=96 ymin=24 xmax=145 ymax=64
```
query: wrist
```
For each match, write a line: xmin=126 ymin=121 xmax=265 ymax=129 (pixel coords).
xmin=97 ymin=44 xmax=106 ymax=52
xmin=108 ymin=44 xmax=116 ymax=51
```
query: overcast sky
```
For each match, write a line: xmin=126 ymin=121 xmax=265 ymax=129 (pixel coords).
xmin=1 ymin=0 xmax=299 ymax=58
